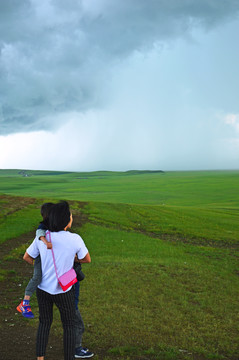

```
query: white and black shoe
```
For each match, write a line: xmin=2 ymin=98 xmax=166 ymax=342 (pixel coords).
xmin=75 ymin=346 xmax=94 ymax=358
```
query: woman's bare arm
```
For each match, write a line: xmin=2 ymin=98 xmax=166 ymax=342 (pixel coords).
xmin=23 ymin=251 xmax=35 ymax=265
xmin=78 ymin=252 xmax=91 ymax=263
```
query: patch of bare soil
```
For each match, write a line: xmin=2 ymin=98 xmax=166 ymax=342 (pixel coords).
xmin=0 ymin=194 xmax=37 ymax=214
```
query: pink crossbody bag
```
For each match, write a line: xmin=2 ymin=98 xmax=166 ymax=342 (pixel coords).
xmin=46 ymin=231 xmax=77 ymax=291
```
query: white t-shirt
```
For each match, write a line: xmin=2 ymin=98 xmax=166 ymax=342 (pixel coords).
xmin=27 ymin=231 xmax=88 ymax=295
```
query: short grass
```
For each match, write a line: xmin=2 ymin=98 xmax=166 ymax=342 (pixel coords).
xmin=77 ymin=224 xmax=238 ymax=357
xmin=0 ymin=206 xmax=41 ymax=244
xmin=83 ymin=201 xmax=239 ymax=247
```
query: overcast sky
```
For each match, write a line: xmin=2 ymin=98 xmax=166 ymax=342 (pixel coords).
xmin=0 ymin=0 xmax=239 ymax=172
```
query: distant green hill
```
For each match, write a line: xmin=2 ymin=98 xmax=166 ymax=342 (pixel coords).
xmin=0 ymin=168 xmax=238 ymax=206
xmin=0 ymin=168 xmax=165 ymax=177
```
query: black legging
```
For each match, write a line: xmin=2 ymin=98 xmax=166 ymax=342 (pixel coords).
xmin=36 ymin=287 xmax=75 ymax=360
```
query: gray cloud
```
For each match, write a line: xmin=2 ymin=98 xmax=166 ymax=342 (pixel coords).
xmin=1 ymin=0 xmax=239 ymax=135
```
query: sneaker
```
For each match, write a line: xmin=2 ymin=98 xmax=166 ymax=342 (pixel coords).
xmin=16 ymin=301 xmax=34 ymax=319
xmin=75 ymin=346 xmax=94 ymax=358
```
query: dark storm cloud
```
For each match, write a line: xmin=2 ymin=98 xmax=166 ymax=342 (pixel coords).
xmin=0 ymin=0 xmax=239 ymax=135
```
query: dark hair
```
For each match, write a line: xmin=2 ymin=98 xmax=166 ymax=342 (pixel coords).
xmin=48 ymin=201 xmax=71 ymax=232
xmin=41 ymin=202 xmax=55 ymax=220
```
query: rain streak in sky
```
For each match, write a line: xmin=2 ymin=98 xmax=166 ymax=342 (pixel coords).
xmin=0 ymin=0 xmax=239 ymax=171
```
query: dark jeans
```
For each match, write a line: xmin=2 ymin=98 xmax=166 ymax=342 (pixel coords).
xmin=36 ymin=287 xmax=75 ymax=360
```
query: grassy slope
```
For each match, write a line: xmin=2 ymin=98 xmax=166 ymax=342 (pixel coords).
xmin=1 ymin=170 xmax=239 ymax=247
xmin=0 ymin=170 xmax=239 ymax=359
xmin=78 ymin=223 xmax=239 ymax=358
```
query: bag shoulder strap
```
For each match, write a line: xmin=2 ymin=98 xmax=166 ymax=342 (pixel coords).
xmin=46 ymin=230 xmax=59 ymax=281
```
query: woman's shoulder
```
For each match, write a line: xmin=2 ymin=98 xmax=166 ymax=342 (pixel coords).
xmin=51 ymin=231 xmax=83 ymax=242
xmin=64 ymin=231 xmax=83 ymax=241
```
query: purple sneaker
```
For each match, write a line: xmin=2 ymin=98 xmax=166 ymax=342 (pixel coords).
xmin=16 ymin=301 xmax=34 ymax=319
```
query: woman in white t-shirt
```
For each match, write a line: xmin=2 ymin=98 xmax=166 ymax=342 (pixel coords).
xmin=23 ymin=201 xmax=91 ymax=360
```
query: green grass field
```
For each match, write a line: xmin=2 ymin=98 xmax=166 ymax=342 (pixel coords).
xmin=0 ymin=169 xmax=238 ymax=359
xmin=1 ymin=169 xmax=239 ymax=206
